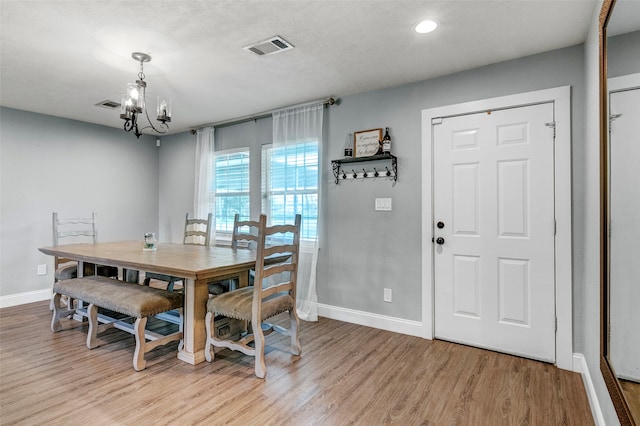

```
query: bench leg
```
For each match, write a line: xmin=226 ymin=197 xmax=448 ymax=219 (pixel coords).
xmin=86 ymin=303 xmax=115 ymax=349
xmin=204 ymin=311 xmax=215 ymax=362
xmin=133 ymin=317 xmax=148 ymax=371
xmin=87 ymin=304 xmax=99 ymax=349
xmin=51 ymin=293 xmax=76 ymax=332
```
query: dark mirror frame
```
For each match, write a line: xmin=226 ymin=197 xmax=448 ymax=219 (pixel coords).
xmin=599 ymin=0 xmax=636 ymax=424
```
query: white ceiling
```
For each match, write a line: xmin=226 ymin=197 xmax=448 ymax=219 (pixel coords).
xmin=0 ymin=0 xmax=603 ymax=135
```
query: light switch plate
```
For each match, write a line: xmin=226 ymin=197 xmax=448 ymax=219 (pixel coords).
xmin=384 ymin=288 xmax=392 ymax=302
xmin=37 ymin=264 xmax=47 ymax=276
xmin=375 ymin=198 xmax=392 ymax=211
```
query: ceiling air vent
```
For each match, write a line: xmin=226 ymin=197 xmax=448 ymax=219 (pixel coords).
xmin=244 ymin=36 xmax=294 ymax=56
xmin=95 ymin=99 xmax=121 ymax=109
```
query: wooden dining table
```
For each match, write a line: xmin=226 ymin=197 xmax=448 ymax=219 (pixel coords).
xmin=39 ymin=240 xmax=258 ymax=365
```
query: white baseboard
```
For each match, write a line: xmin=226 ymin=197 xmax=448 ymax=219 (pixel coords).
xmin=317 ymin=303 xmax=424 ymax=338
xmin=573 ymin=353 xmax=605 ymax=426
xmin=0 ymin=289 xmax=51 ymax=309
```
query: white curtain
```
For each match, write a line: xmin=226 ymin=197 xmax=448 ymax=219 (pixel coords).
xmin=193 ymin=127 xmax=215 ymax=245
xmin=272 ymin=102 xmax=323 ymax=321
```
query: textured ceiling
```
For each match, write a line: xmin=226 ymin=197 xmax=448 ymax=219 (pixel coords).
xmin=0 ymin=0 xmax=603 ymax=135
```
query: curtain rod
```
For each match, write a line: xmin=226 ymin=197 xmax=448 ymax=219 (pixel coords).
xmin=189 ymin=97 xmax=337 ymax=133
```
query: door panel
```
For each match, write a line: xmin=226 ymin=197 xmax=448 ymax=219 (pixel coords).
xmin=498 ymin=257 xmax=529 ymax=325
xmin=433 ymin=103 xmax=555 ymax=362
xmin=452 ymin=163 xmax=480 ymax=235
xmin=453 ymin=254 xmax=481 ymax=317
xmin=498 ymin=160 xmax=528 ymax=237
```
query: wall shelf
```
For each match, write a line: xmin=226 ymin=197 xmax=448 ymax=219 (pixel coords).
xmin=331 ymin=153 xmax=397 ymax=185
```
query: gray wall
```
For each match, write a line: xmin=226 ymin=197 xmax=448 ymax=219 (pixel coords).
xmin=0 ymin=108 xmax=160 ymax=297
xmin=157 ymin=131 xmax=196 ymax=244
xmin=608 ymin=30 xmax=640 ymax=78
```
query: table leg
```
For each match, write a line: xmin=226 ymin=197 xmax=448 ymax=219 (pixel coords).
xmin=178 ymin=278 xmax=208 ymax=365
xmin=238 ymin=270 xmax=249 ymax=288
xmin=122 ymin=268 xmax=139 ymax=283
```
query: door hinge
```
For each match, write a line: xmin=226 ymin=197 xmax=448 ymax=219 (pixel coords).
xmin=555 ymin=316 xmax=558 ymax=332
xmin=554 ymin=219 xmax=557 ymax=236
xmin=610 ymin=113 xmax=622 ymax=124
xmin=432 ymin=117 xmax=443 ymax=125
xmin=545 ymin=121 xmax=556 ymax=139
xmin=609 ymin=114 xmax=622 ymax=137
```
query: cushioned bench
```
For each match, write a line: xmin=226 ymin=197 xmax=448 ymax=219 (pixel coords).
xmin=51 ymin=276 xmax=184 ymax=371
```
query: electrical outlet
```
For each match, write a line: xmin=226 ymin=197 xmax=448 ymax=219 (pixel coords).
xmin=384 ymin=288 xmax=392 ymax=303
xmin=375 ymin=198 xmax=392 ymax=211
xmin=37 ymin=264 xmax=47 ymax=276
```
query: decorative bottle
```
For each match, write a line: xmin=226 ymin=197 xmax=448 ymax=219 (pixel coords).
xmin=344 ymin=133 xmax=353 ymax=157
xmin=382 ymin=127 xmax=391 ymax=154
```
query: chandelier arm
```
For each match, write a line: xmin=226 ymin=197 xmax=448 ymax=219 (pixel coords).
xmin=138 ymin=123 xmax=169 ymax=135
xmin=141 ymin=86 xmax=169 ymax=134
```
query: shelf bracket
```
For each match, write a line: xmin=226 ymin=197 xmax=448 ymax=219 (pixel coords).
xmin=331 ymin=154 xmax=397 ymax=185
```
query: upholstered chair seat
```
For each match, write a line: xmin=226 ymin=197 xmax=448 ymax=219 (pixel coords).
xmin=207 ymin=287 xmax=294 ymax=322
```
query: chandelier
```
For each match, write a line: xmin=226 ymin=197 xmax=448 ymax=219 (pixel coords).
xmin=120 ymin=52 xmax=171 ymax=138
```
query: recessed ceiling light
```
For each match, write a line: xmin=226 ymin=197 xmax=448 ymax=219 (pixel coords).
xmin=415 ymin=20 xmax=438 ymax=34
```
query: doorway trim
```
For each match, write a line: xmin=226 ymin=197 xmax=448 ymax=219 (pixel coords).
xmin=421 ymin=86 xmax=572 ymax=370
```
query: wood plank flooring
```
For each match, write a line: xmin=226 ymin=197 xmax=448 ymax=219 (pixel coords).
xmin=621 ymin=380 xmax=640 ymax=421
xmin=0 ymin=301 xmax=593 ymax=425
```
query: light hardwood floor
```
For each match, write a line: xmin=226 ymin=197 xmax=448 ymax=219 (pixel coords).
xmin=0 ymin=301 xmax=593 ymax=425
xmin=621 ymin=380 xmax=640 ymax=421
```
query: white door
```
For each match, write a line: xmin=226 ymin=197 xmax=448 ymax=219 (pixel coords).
xmin=433 ymin=103 xmax=556 ymax=362
xmin=609 ymin=86 xmax=640 ymax=382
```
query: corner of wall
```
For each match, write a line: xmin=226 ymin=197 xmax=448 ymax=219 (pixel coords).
xmin=573 ymin=353 xmax=606 ymax=425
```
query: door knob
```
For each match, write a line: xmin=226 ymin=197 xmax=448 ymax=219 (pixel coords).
xmin=436 ymin=237 xmax=445 ymax=245
xmin=437 ymin=221 xmax=445 ymax=229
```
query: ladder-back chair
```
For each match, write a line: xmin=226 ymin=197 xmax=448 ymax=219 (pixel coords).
xmin=208 ymin=214 xmax=259 ymax=296
xmin=143 ymin=213 xmax=212 ymax=291
xmin=52 ymin=212 xmax=118 ymax=281
xmin=204 ymin=214 xmax=302 ymax=378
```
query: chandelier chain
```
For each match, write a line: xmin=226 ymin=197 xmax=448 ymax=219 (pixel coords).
xmin=138 ymin=60 xmax=145 ymax=81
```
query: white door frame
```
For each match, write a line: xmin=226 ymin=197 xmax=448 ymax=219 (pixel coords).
xmin=609 ymin=72 xmax=640 ymax=92
xmin=421 ymin=86 xmax=573 ymax=370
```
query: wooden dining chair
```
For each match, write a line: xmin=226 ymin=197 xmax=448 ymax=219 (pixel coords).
xmin=182 ymin=212 xmax=213 ymax=246
xmin=204 ymin=214 xmax=302 ymax=378
xmin=143 ymin=213 xmax=212 ymax=291
xmin=208 ymin=213 xmax=260 ymax=295
xmin=52 ymin=212 xmax=118 ymax=282
xmin=51 ymin=212 xmax=119 ymax=311
xmin=231 ymin=213 xmax=260 ymax=251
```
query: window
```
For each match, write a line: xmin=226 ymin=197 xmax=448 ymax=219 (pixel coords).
xmin=214 ymin=148 xmax=250 ymax=232
xmin=262 ymin=141 xmax=318 ymax=240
